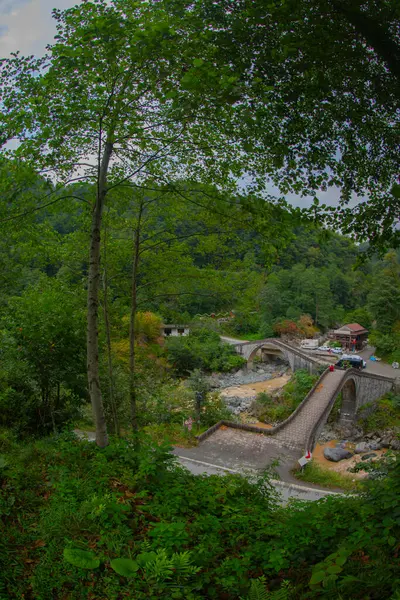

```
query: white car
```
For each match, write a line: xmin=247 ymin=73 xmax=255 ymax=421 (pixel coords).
xmin=318 ymin=346 xmax=330 ymax=352
xmin=331 ymin=347 xmax=342 ymax=354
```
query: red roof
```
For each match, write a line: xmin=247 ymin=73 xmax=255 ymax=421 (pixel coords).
xmin=344 ymin=323 xmax=368 ymax=332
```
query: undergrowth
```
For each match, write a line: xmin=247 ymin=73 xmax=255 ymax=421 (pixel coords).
xmin=0 ymin=428 xmax=399 ymax=599
xmin=255 ymin=370 xmax=319 ymax=424
xmin=294 ymin=460 xmax=360 ymax=492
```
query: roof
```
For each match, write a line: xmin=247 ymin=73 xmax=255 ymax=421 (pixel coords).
xmin=345 ymin=323 xmax=368 ymax=332
xmin=334 ymin=323 xmax=368 ymax=334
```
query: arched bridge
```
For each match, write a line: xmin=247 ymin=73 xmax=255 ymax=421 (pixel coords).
xmin=233 ymin=338 xmax=324 ymax=372
xmin=203 ymin=339 xmax=396 ymax=454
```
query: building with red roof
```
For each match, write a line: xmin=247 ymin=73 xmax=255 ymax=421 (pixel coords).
xmin=330 ymin=323 xmax=369 ymax=351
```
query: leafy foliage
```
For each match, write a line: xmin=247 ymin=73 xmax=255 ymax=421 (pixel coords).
xmin=166 ymin=328 xmax=246 ymax=375
xmin=0 ymin=432 xmax=398 ymax=599
xmin=255 ymin=370 xmax=318 ymax=424
xmin=63 ymin=548 xmax=100 ymax=570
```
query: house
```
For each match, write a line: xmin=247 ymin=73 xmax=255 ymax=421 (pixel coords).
xmin=330 ymin=323 xmax=368 ymax=351
xmin=161 ymin=324 xmax=190 ymax=337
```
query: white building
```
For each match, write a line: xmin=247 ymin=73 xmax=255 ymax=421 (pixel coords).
xmin=161 ymin=324 xmax=190 ymax=337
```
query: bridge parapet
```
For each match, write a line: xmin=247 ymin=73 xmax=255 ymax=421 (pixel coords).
xmin=234 ymin=338 xmax=323 ymax=373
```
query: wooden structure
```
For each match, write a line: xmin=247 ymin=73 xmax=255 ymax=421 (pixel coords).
xmin=329 ymin=323 xmax=368 ymax=351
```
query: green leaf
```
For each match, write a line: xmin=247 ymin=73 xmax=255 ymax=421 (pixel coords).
xmin=310 ymin=570 xmax=326 ymax=585
xmin=391 ymin=183 xmax=400 ymax=199
xmin=326 ymin=564 xmax=342 ymax=575
xmin=110 ymin=558 xmax=139 ymax=577
xmin=63 ymin=548 xmax=100 ymax=569
xmin=193 ymin=58 xmax=204 ymax=67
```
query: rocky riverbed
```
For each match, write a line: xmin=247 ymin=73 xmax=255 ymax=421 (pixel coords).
xmin=208 ymin=363 xmax=290 ymax=415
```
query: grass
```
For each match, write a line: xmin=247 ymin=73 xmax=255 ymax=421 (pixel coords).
xmin=294 ymin=460 xmax=361 ymax=492
xmin=143 ymin=422 xmax=210 ymax=447
xmin=255 ymin=369 xmax=318 ymax=424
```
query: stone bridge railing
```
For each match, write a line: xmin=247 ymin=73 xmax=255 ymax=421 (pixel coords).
xmin=305 ymin=369 xmax=394 ymax=452
xmin=198 ymin=365 xmax=395 ymax=454
xmin=234 ymin=338 xmax=324 ymax=373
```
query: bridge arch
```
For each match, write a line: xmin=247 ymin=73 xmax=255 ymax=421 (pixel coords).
xmin=338 ymin=377 xmax=357 ymax=425
xmin=247 ymin=343 xmax=288 ymax=368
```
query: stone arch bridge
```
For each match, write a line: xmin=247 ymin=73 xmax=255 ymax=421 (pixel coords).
xmin=207 ymin=339 xmax=396 ymax=454
xmin=233 ymin=338 xmax=323 ymax=372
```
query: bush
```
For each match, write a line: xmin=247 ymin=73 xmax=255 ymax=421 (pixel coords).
xmin=166 ymin=328 xmax=246 ymax=375
xmin=0 ymin=432 xmax=399 ymax=599
xmin=255 ymin=370 xmax=318 ymax=424
xmin=225 ymin=310 xmax=260 ymax=336
xmin=0 ymin=281 xmax=86 ymax=437
xmin=358 ymin=393 xmax=400 ymax=433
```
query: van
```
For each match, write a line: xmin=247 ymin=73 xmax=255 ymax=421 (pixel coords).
xmin=336 ymin=355 xmax=366 ymax=370
xmin=300 ymin=339 xmax=318 ymax=350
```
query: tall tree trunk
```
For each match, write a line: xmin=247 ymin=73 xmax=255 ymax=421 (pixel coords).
xmin=129 ymin=199 xmax=144 ymax=431
xmin=102 ymin=225 xmax=120 ymax=436
xmin=87 ymin=140 xmax=113 ymax=448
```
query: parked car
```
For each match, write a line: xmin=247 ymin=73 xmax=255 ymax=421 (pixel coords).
xmin=331 ymin=347 xmax=342 ymax=354
xmin=317 ymin=345 xmax=330 ymax=352
xmin=336 ymin=355 xmax=366 ymax=370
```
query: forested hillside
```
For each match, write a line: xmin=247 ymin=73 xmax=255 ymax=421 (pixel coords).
xmin=0 ymin=0 xmax=399 ymax=598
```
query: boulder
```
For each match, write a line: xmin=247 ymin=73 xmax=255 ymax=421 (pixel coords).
xmin=381 ymin=438 xmax=391 ymax=448
xmin=361 ymin=452 xmax=377 ymax=461
xmin=324 ymin=447 xmax=353 ymax=462
xmin=354 ymin=442 xmax=370 ymax=454
xmin=369 ymin=441 xmax=381 ymax=451
xmin=390 ymin=439 xmax=400 ymax=450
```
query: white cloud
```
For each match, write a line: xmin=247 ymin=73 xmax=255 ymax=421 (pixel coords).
xmin=0 ymin=0 xmax=80 ymax=57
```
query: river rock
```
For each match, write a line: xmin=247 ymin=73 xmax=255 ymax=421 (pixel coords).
xmin=390 ymin=439 xmax=400 ymax=450
xmin=336 ymin=441 xmax=347 ymax=449
xmin=361 ymin=452 xmax=377 ymax=461
xmin=324 ymin=447 xmax=353 ymax=462
xmin=369 ymin=441 xmax=381 ymax=451
xmin=355 ymin=442 xmax=370 ymax=453
xmin=381 ymin=438 xmax=391 ymax=448
xmin=354 ymin=442 xmax=371 ymax=454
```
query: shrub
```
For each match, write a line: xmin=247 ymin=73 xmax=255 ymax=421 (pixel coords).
xmin=166 ymin=328 xmax=246 ymax=375
xmin=0 ymin=432 xmax=399 ymax=599
xmin=358 ymin=393 xmax=400 ymax=433
xmin=256 ymin=370 xmax=318 ymax=424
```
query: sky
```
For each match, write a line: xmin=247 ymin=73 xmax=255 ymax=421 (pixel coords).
xmin=0 ymin=0 xmax=345 ymax=209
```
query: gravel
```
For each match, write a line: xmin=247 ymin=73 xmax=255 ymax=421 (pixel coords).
xmin=210 ymin=363 xmax=289 ymax=415
xmin=212 ymin=363 xmax=288 ymax=389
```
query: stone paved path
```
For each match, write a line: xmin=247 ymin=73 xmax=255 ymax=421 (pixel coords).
xmin=274 ymin=369 xmax=346 ymax=449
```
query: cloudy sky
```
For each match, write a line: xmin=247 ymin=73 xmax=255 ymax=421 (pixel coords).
xmin=0 ymin=0 xmax=78 ymax=57
xmin=0 ymin=0 xmax=345 ymax=209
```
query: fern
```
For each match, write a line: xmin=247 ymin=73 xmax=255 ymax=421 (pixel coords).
xmin=242 ymin=578 xmax=293 ymax=600
xmin=247 ymin=578 xmax=269 ymax=600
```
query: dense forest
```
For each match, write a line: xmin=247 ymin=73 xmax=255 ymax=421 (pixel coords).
xmin=0 ymin=0 xmax=399 ymax=598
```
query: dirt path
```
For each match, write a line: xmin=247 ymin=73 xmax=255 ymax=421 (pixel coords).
xmin=220 ymin=374 xmax=290 ymax=399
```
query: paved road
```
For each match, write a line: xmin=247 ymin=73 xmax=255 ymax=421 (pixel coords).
xmin=74 ymin=429 xmax=338 ymax=503
xmin=177 ymin=455 xmax=339 ymax=503
xmin=359 ymin=347 xmax=398 ymax=379
xmin=220 ymin=335 xmax=248 ymax=345
xmin=174 ymin=429 xmax=341 ymax=502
